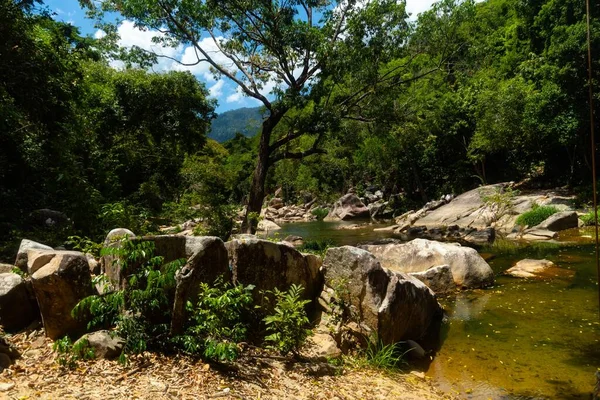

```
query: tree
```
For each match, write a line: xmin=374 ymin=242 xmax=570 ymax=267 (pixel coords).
xmin=82 ymin=0 xmax=431 ymax=232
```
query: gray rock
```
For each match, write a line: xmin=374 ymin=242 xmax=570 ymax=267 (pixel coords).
xmin=322 ymin=246 xmax=442 ymax=345
xmin=86 ymin=254 xmax=100 ymax=275
xmin=363 ymin=239 xmax=494 ymax=289
xmin=462 ymin=227 xmax=495 ymax=246
xmin=521 ymin=228 xmax=558 ymax=241
xmin=75 ymin=330 xmax=124 ymax=359
xmin=304 ymin=333 xmax=342 ymax=360
xmin=14 ymin=239 xmax=52 ymax=272
xmin=506 ymin=258 xmax=573 ymax=280
xmin=325 ymin=194 xmax=370 ymax=221
xmin=100 ymin=228 xmax=136 ymax=283
xmin=0 ymin=273 xmax=38 ymax=331
xmin=171 ymin=237 xmax=230 ymax=335
xmin=0 ymin=264 xmax=15 ymax=274
xmin=31 ymin=252 xmax=96 ymax=339
xmin=535 ymin=211 xmax=578 ymax=232
xmin=257 ymin=219 xmax=281 ymax=231
xmin=225 ymin=237 xmax=322 ymax=303
xmin=409 ymin=265 xmax=456 ymax=294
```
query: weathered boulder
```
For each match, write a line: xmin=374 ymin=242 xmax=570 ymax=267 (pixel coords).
xmin=362 ymin=239 xmax=494 ymax=289
xmin=31 ymin=252 xmax=96 ymax=339
xmin=170 ymin=237 xmax=230 ymax=335
xmin=225 ymin=237 xmax=322 ymax=303
xmin=534 ymin=211 xmax=578 ymax=232
xmin=257 ymin=219 xmax=281 ymax=231
xmin=321 ymin=246 xmax=442 ymax=344
xmin=100 ymin=228 xmax=136 ymax=284
xmin=14 ymin=239 xmax=52 ymax=273
xmin=74 ymin=330 xmax=124 ymax=360
xmin=409 ymin=265 xmax=456 ymax=294
xmin=303 ymin=333 xmax=342 ymax=360
xmin=325 ymin=194 xmax=370 ymax=221
xmin=269 ymin=197 xmax=284 ymax=209
xmin=0 ymin=273 xmax=38 ymax=331
xmin=86 ymin=254 xmax=100 ymax=275
xmin=0 ymin=264 xmax=15 ymax=274
xmin=462 ymin=227 xmax=495 ymax=246
xmin=506 ymin=258 xmax=574 ymax=280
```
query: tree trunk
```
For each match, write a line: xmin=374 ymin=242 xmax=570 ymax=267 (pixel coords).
xmin=242 ymin=111 xmax=284 ymax=233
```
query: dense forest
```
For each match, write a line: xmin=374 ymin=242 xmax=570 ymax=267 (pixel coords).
xmin=209 ymin=107 xmax=264 ymax=142
xmin=1 ymin=0 xmax=599 ymax=256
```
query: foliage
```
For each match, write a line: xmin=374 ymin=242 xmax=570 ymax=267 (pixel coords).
xmin=53 ymin=336 xmax=95 ymax=369
xmin=515 ymin=205 xmax=558 ymax=227
xmin=580 ymin=210 xmax=598 ymax=226
xmin=360 ymin=338 xmax=408 ymax=370
xmin=298 ymin=239 xmax=335 ymax=257
xmin=174 ymin=278 xmax=254 ymax=362
xmin=73 ymin=239 xmax=185 ymax=362
xmin=262 ymin=284 xmax=312 ymax=356
xmin=66 ymin=236 xmax=102 ymax=257
xmin=310 ymin=208 xmax=329 ymax=221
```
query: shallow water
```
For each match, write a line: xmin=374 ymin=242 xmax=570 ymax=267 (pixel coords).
xmin=273 ymin=222 xmax=600 ymax=399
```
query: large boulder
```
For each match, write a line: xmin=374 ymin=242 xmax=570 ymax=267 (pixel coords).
xmin=31 ymin=252 xmax=96 ymax=339
xmin=321 ymin=246 xmax=442 ymax=344
xmin=534 ymin=211 xmax=578 ymax=232
xmin=171 ymin=237 xmax=230 ymax=335
xmin=409 ymin=265 xmax=456 ymax=294
xmin=257 ymin=219 xmax=281 ymax=232
xmin=225 ymin=237 xmax=322 ymax=303
xmin=14 ymin=239 xmax=52 ymax=273
xmin=0 ymin=273 xmax=38 ymax=331
xmin=325 ymin=194 xmax=370 ymax=221
xmin=362 ymin=239 xmax=494 ymax=289
xmin=100 ymin=228 xmax=136 ymax=284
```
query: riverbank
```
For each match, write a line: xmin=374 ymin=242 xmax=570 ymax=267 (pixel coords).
xmin=1 ymin=329 xmax=451 ymax=400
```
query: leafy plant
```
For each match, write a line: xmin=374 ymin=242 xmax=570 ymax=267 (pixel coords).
xmin=515 ymin=204 xmax=558 ymax=227
xmin=580 ymin=209 xmax=597 ymax=226
xmin=262 ymin=284 xmax=312 ymax=356
xmin=174 ymin=278 xmax=254 ymax=362
xmin=66 ymin=235 xmax=102 ymax=257
xmin=53 ymin=336 xmax=95 ymax=369
xmin=359 ymin=337 xmax=408 ymax=370
xmin=73 ymin=238 xmax=185 ymax=363
xmin=311 ymin=208 xmax=329 ymax=221
xmin=298 ymin=239 xmax=334 ymax=256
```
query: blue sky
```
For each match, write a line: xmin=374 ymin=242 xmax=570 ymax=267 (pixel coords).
xmin=45 ymin=0 xmax=441 ymax=113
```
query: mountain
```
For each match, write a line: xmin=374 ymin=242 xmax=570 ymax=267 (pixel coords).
xmin=208 ymin=107 xmax=264 ymax=142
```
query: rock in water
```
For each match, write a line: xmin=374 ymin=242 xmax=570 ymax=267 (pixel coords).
xmin=14 ymin=239 xmax=52 ymax=273
xmin=321 ymin=246 xmax=442 ymax=344
xmin=31 ymin=252 xmax=96 ymax=339
xmin=534 ymin=211 xmax=578 ymax=232
xmin=0 ymin=273 xmax=38 ymax=331
xmin=362 ymin=238 xmax=494 ymax=289
xmin=225 ymin=237 xmax=322 ymax=303
xmin=325 ymin=194 xmax=370 ymax=221
xmin=409 ymin=265 xmax=456 ymax=294
xmin=506 ymin=258 xmax=573 ymax=280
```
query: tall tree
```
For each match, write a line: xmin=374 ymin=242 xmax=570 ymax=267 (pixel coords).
xmin=82 ymin=0 xmax=430 ymax=232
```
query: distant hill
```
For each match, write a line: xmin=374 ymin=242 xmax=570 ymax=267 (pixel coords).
xmin=209 ymin=107 xmax=264 ymax=142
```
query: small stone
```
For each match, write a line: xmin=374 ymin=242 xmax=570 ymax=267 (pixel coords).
xmin=0 ymin=382 xmax=15 ymax=391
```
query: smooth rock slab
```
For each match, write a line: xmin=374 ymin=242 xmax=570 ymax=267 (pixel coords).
xmin=0 ymin=273 xmax=38 ymax=331
xmin=363 ymin=239 xmax=494 ymax=289
xmin=31 ymin=252 xmax=96 ymax=339
xmin=14 ymin=239 xmax=52 ymax=273
xmin=535 ymin=211 xmax=578 ymax=232
xmin=506 ymin=259 xmax=574 ymax=280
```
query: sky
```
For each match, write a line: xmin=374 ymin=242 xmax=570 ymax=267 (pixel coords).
xmin=44 ymin=0 xmax=441 ymax=113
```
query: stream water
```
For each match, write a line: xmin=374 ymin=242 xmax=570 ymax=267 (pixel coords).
xmin=269 ymin=222 xmax=600 ymax=399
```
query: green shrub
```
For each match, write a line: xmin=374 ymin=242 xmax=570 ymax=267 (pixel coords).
xmin=515 ymin=205 xmax=558 ymax=227
xmin=481 ymin=186 xmax=518 ymax=224
xmin=311 ymin=207 xmax=329 ymax=221
xmin=66 ymin=235 xmax=102 ymax=257
xmin=173 ymin=278 xmax=254 ymax=362
xmin=359 ymin=337 xmax=408 ymax=370
xmin=53 ymin=336 xmax=95 ymax=369
xmin=580 ymin=210 xmax=597 ymax=226
xmin=298 ymin=239 xmax=334 ymax=256
xmin=262 ymin=284 xmax=312 ymax=356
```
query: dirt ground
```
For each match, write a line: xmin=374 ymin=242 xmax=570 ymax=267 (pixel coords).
xmin=0 ymin=329 xmax=453 ymax=400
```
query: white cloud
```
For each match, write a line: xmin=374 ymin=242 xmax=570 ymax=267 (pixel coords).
xmin=94 ymin=29 xmax=106 ymax=39
xmin=209 ymin=80 xmax=225 ymax=98
xmin=405 ymin=0 xmax=437 ymax=17
xmin=173 ymin=38 xmax=235 ymax=82
xmin=226 ymin=86 xmax=244 ymax=104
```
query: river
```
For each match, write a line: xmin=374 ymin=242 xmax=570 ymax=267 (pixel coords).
xmin=267 ymin=222 xmax=600 ymax=399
